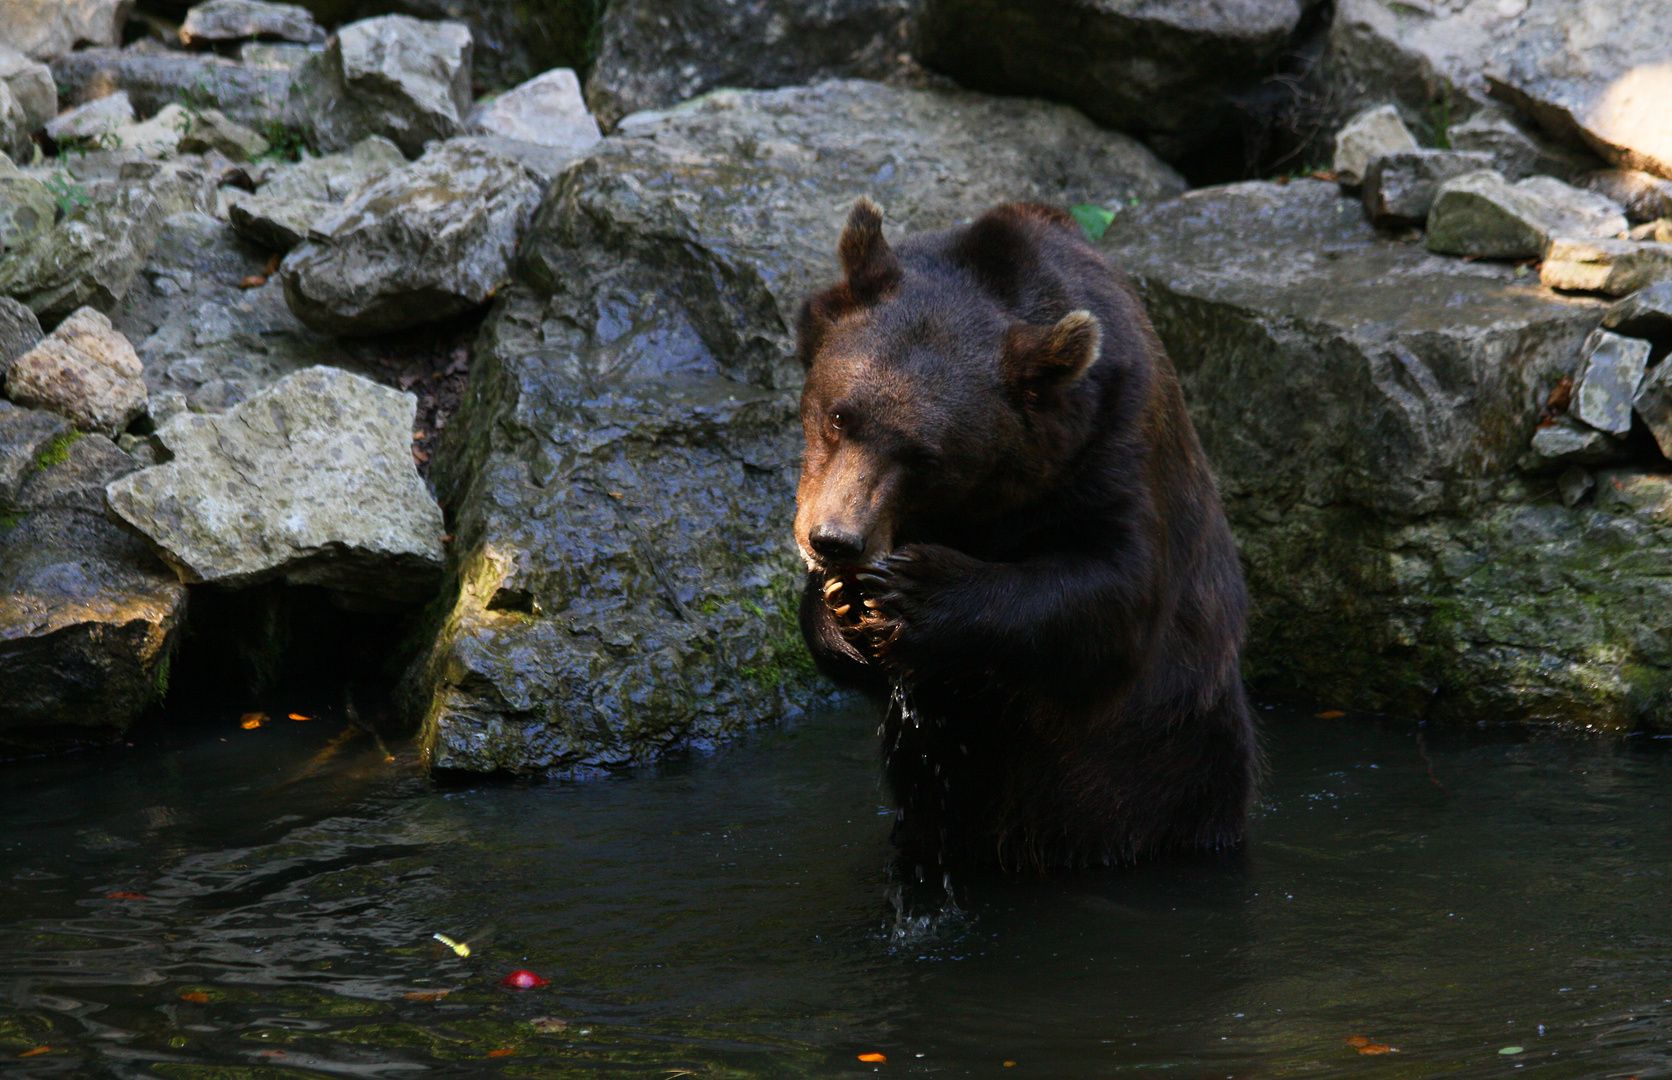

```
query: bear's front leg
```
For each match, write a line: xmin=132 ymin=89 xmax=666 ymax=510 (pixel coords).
xmin=851 ymin=543 xmax=989 ymax=684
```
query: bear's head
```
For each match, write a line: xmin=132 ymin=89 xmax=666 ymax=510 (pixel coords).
xmin=793 ymin=199 xmax=1105 ymax=572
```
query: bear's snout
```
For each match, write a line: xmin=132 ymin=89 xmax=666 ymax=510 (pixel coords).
xmin=807 ymin=524 xmax=867 ymax=565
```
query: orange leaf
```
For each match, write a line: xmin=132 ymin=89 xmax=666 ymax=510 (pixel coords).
xmin=239 ymin=275 xmax=267 ymax=289
xmin=18 ymin=1047 xmax=49 ymax=1058
xmin=288 ymin=713 xmax=311 ymax=721
xmin=1003 ymin=1062 xmax=1017 ymax=1068
xmin=403 ymin=990 xmax=451 ymax=1002
xmin=487 ymin=1048 xmax=516 ymax=1057
xmin=180 ymin=992 xmax=210 ymax=1003
xmin=106 ymin=891 xmax=146 ymax=899
xmin=857 ymin=1052 xmax=886 ymax=1063
xmin=240 ymin=712 xmax=267 ymax=729
xmin=1357 ymin=1044 xmax=1397 ymax=1055
xmin=1344 ymin=1036 xmax=1370 ymax=1048
xmin=1314 ymin=710 xmax=1345 ymax=719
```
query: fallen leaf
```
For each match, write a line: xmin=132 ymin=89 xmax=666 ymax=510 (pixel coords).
xmin=412 ymin=447 xmax=429 ymax=464
xmin=263 ymin=253 xmax=281 ymax=275
xmin=403 ymin=990 xmax=451 ymax=1002
xmin=608 ymin=492 xmax=624 ymax=499
xmin=239 ymin=275 xmax=266 ymax=289
xmin=1499 ymin=1046 xmax=1524 ymax=1055
xmin=1003 ymin=1061 xmax=1017 ymax=1067
xmin=487 ymin=1048 xmax=516 ymax=1057
xmin=259 ymin=1050 xmax=286 ymax=1056
xmin=181 ymin=992 xmax=211 ymax=1003
xmin=106 ymin=891 xmax=146 ymax=899
xmin=1311 ymin=170 xmax=1338 ymax=182
xmin=412 ymin=430 xmax=426 ymax=441
xmin=18 ymin=1047 xmax=49 ymax=1058
xmin=857 ymin=1052 xmax=886 ymax=1063
xmin=499 ymin=969 xmax=548 ymax=990
xmin=240 ymin=712 xmax=267 ymax=729
xmin=529 ymin=1016 xmax=567 ymax=1032
xmin=1314 ymin=710 xmax=1345 ymax=719
xmin=288 ymin=713 xmax=311 ymax=721
xmin=1344 ymin=1036 xmax=1370 ymax=1048
xmin=1357 ymin=1044 xmax=1397 ymax=1055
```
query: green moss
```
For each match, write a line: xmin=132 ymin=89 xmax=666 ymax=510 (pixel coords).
xmin=34 ymin=429 xmax=82 ymax=470
xmin=152 ymin=648 xmax=173 ymax=700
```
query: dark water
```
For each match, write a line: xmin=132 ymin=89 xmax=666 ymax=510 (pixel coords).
xmin=2 ymin=703 xmax=1671 ymax=1080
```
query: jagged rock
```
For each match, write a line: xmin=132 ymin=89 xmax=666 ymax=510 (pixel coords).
xmin=1528 ymin=415 xmax=1623 ymax=467
xmin=51 ymin=46 xmax=293 ymax=127
xmin=0 ymin=44 xmax=56 ymax=130
xmin=1578 ymin=170 xmax=1672 ymax=226
xmin=108 ymin=102 xmax=192 ymax=158
xmin=225 ymin=135 xmax=403 ymax=250
xmin=1592 ymin=469 xmax=1672 ymax=522
xmin=0 ymin=154 xmax=54 ymax=251
xmin=1632 ymin=360 xmax=1672 ymax=459
xmin=0 ymin=0 xmax=131 ymax=61
xmin=180 ymin=0 xmax=325 ymax=45
xmin=436 ymin=135 xmax=578 ymax=184
xmin=0 ymin=295 xmax=40 ymax=372
xmin=45 ymin=89 xmax=135 ymax=143
xmin=1541 ymin=237 xmax=1672 ymax=297
xmin=1095 ymin=178 xmax=1672 ymax=728
xmin=289 ymin=15 xmax=472 ymax=157
xmin=4 ymin=306 xmax=145 ymax=433
xmin=176 ymin=107 xmax=269 ymax=159
xmin=0 ymin=164 xmax=216 ymax=321
xmin=105 ymin=365 xmax=444 ymax=603
xmin=406 ymin=80 xmax=1191 ymax=774
xmin=1426 ymin=171 xmax=1628 ymax=259
xmin=1570 ymin=330 xmax=1651 ymax=436
xmin=0 ymin=82 xmax=30 ymax=162
xmin=1361 ymin=149 xmax=1494 ymax=227
xmin=1445 ymin=102 xmax=1602 ymax=183
xmin=1333 ymin=104 xmax=1418 ymax=187
xmin=467 ymin=68 xmax=599 ymax=154
xmin=1603 ymin=281 xmax=1672 ymax=344
xmin=912 ymin=0 xmax=1307 ymax=163
xmin=238 ymin=41 xmax=318 ymax=69
xmin=0 ymin=404 xmax=184 ymax=757
xmin=280 ymin=139 xmax=542 ymax=334
xmin=1557 ymin=465 xmax=1594 ymax=507
xmin=588 ymin=0 xmax=911 ymax=131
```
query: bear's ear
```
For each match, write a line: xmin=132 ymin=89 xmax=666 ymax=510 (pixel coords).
xmin=837 ymin=197 xmax=900 ymax=302
xmin=1001 ymin=310 xmax=1101 ymax=392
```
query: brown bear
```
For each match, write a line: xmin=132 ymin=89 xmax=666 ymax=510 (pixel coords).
xmin=794 ymin=198 xmax=1259 ymax=872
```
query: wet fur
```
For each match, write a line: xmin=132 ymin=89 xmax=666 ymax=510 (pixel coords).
xmin=795 ymin=201 xmax=1259 ymax=872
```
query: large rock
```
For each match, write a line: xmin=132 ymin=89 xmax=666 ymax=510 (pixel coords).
xmin=1096 ymin=179 xmax=1672 ymax=728
xmin=280 ymin=139 xmax=541 ymax=334
xmin=179 ymin=0 xmax=325 ymax=45
xmin=0 ymin=403 xmax=184 ymax=757
xmin=0 ymin=44 xmax=55 ymax=130
xmin=0 ymin=294 xmax=40 ymax=372
xmin=105 ymin=365 xmax=445 ymax=604
xmin=0 ymin=164 xmax=217 ymax=322
xmin=1361 ymin=149 xmax=1494 ymax=227
xmin=0 ymin=153 xmax=54 ymax=252
xmin=1578 ymin=169 xmax=1672 ymax=225
xmin=467 ymin=68 xmax=598 ymax=155
xmin=288 ymin=15 xmax=473 ymax=157
xmin=4 ymin=305 xmax=146 ymax=434
xmin=1426 ymin=171 xmax=1627 ymax=259
xmin=913 ymin=0 xmax=1312 ymax=163
xmin=44 ymin=89 xmax=134 ymax=143
xmin=406 ymin=79 xmax=1188 ymax=774
xmin=1569 ymin=329 xmax=1651 ymax=436
xmin=1540 ymin=237 xmax=1672 ymax=297
xmin=0 ymin=0 xmax=132 ymax=61
xmin=586 ymin=0 xmax=912 ymax=131
xmin=0 ymin=82 xmax=30 ymax=163
xmin=51 ymin=47 xmax=294 ymax=127
xmin=1445 ymin=102 xmax=1602 ymax=183
xmin=225 ymin=133 xmax=405 ymax=250
xmin=1331 ymin=103 xmax=1417 ymax=187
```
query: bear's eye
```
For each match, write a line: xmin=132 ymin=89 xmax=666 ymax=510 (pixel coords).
xmin=827 ymin=408 xmax=849 ymax=436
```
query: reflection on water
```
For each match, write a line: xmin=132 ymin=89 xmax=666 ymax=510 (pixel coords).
xmin=2 ymin=705 xmax=1671 ymax=1079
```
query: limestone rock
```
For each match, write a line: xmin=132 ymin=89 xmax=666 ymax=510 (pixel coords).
xmin=1426 ymin=171 xmax=1628 ymax=259
xmin=1577 ymin=169 xmax=1672 ymax=226
xmin=1528 ymin=415 xmax=1623 ymax=467
xmin=1556 ymin=465 xmax=1594 ymax=507
xmin=912 ymin=0 xmax=1307 ymax=163
xmin=1097 ymin=178 xmax=1672 ymax=727
xmin=1445 ymin=102 xmax=1603 ymax=183
xmin=108 ymin=102 xmax=191 ymax=159
xmin=0 ymin=44 xmax=54 ymax=130
xmin=1540 ymin=237 xmax=1672 ymax=297
xmin=5 ymin=306 xmax=145 ymax=433
xmin=1571 ymin=330 xmax=1651 ymax=436
xmin=105 ymin=365 xmax=445 ymax=603
xmin=1632 ymin=359 xmax=1672 ymax=459
xmin=176 ymin=107 xmax=269 ymax=159
xmin=45 ymin=89 xmax=134 ymax=143
xmin=0 ymin=164 xmax=217 ymax=321
xmin=0 ymin=0 xmax=132 ymax=61
xmin=0 ymin=82 xmax=29 ymax=162
xmin=288 ymin=15 xmax=472 ymax=157
xmin=280 ymin=139 xmax=542 ymax=334
xmin=1361 ymin=149 xmax=1493 ymax=227
xmin=0 ymin=404 xmax=184 ymax=757
xmin=0 ymin=295 xmax=41 ymax=373
xmin=1333 ymin=104 xmax=1418 ymax=187
xmin=51 ymin=47 xmax=293 ymax=127
xmin=0 ymin=153 xmax=54 ymax=251
xmin=1603 ymin=281 xmax=1672 ymax=344
xmin=227 ymin=136 xmax=405 ymax=251
xmin=467 ymin=68 xmax=599 ymax=155
xmin=180 ymin=0 xmax=325 ymax=45
xmin=588 ymin=0 xmax=912 ymax=132
xmin=405 ymin=81 xmax=1186 ymax=774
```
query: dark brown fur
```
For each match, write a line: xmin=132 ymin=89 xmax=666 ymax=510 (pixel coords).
xmin=794 ymin=200 xmax=1259 ymax=871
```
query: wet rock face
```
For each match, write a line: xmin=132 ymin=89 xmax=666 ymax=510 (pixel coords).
xmin=279 ymin=139 xmax=543 ymax=335
xmin=105 ymin=365 xmax=445 ymax=604
xmin=288 ymin=14 xmax=473 ymax=157
xmin=1095 ymin=179 xmax=1672 ymax=727
xmin=0 ymin=403 xmax=185 ymax=757
xmin=584 ymin=0 xmax=913 ymax=130
xmin=913 ymin=0 xmax=1312 ymax=163
xmin=411 ymin=79 xmax=1187 ymax=774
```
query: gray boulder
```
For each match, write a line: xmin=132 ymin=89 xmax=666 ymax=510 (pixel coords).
xmin=4 ymin=305 xmax=146 ymax=434
xmin=0 ymin=0 xmax=131 ymax=61
xmin=280 ymin=138 xmax=541 ymax=334
xmin=0 ymin=164 xmax=216 ymax=322
xmin=1445 ymin=102 xmax=1603 ymax=183
xmin=1570 ymin=330 xmax=1650 ymax=436
xmin=226 ymin=135 xmax=405 ymax=250
xmin=0 ymin=403 xmax=184 ymax=757
xmin=912 ymin=0 xmax=1310 ymax=163
xmin=288 ymin=15 xmax=472 ymax=157
xmin=406 ymin=79 xmax=1189 ymax=774
xmin=51 ymin=47 xmax=294 ymax=128
xmin=0 ymin=294 xmax=40 ymax=373
xmin=586 ymin=0 xmax=912 ymax=131
xmin=1426 ymin=171 xmax=1627 ymax=259
xmin=0 ymin=153 xmax=54 ymax=251
xmin=1603 ymin=281 xmax=1672 ymax=342
xmin=1632 ymin=360 xmax=1672 ymax=459
xmin=44 ymin=89 xmax=134 ymax=143
xmin=180 ymin=0 xmax=325 ymax=45
xmin=1332 ymin=104 xmax=1417 ymax=187
xmin=1528 ymin=416 xmax=1622 ymax=467
xmin=1540 ymin=237 xmax=1672 ymax=297
xmin=1361 ymin=149 xmax=1494 ymax=227
xmin=467 ymin=68 xmax=599 ymax=155
xmin=1098 ymin=178 xmax=1672 ymax=728
xmin=105 ymin=364 xmax=445 ymax=604
xmin=0 ymin=44 xmax=54 ymax=131
xmin=0 ymin=82 xmax=29 ymax=163
xmin=1578 ymin=169 xmax=1672 ymax=226
xmin=177 ymin=108 xmax=270 ymax=159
